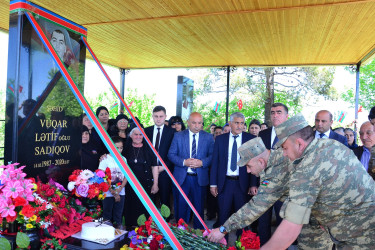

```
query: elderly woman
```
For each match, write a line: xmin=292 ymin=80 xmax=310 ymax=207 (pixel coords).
xmin=248 ymin=119 xmax=261 ymax=137
xmin=109 ymin=114 xmax=129 ymax=144
xmin=168 ymin=115 xmax=186 ymax=132
xmin=345 ymin=128 xmax=358 ymax=149
xmin=123 ymin=127 xmax=159 ymax=229
xmin=81 ymin=125 xmax=103 ymax=172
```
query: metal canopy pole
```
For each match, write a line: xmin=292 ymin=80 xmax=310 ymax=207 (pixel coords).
xmin=226 ymin=66 xmax=230 ymax=123
xmin=119 ymin=68 xmax=126 ymax=114
xmin=354 ymin=62 xmax=361 ymax=133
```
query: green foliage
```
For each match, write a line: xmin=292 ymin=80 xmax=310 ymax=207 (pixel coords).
xmin=137 ymin=214 xmax=147 ymax=226
xmin=194 ymin=67 xmax=335 ymax=127
xmin=0 ymin=237 xmax=11 ymax=250
xmin=16 ymin=232 xmax=30 ymax=248
xmin=342 ymin=60 xmax=375 ymax=110
xmin=161 ymin=204 xmax=171 ymax=218
xmin=86 ymin=88 xmax=155 ymax=127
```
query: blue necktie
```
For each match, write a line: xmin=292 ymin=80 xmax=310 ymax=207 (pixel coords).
xmin=231 ymin=135 xmax=239 ymax=172
xmin=272 ymin=136 xmax=279 ymax=148
xmin=320 ymin=133 xmax=325 ymax=138
xmin=191 ymin=134 xmax=197 ymax=173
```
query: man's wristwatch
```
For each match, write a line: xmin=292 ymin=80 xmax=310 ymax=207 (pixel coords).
xmin=219 ymin=225 xmax=228 ymax=235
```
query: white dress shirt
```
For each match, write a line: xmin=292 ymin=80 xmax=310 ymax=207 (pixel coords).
xmin=184 ymin=130 xmax=199 ymax=173
xmin=271 ymin=126 xmax=277 ymax=146
xmin=152 ymin=124 xmax=164 ymax=147
xmin=226 ymin=132 xmax=242 ymax=176
xmin=315 ymin=130 xmax=330 ymax=139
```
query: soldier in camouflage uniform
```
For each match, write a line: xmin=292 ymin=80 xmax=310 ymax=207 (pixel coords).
xmin=261 ymin=113 xmax=375 ymax=249
xmin=208 ymin=137 xmax=332 ymax=249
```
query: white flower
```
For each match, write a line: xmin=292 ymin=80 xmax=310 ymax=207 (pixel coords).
xmin=67 ymin=181 xmax=76 ymax=191
xmin=80 ymin=170 xmax=94 ymax=180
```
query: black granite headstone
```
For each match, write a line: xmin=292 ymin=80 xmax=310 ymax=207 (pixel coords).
xmin=4 ymin=10 xmax=86 ymax=187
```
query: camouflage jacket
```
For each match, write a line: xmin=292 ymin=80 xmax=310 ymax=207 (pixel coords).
xmin=281 ymin=138 xmax=375 ymax=244
xmin=223 ymin=148 xmax=291 ymax=231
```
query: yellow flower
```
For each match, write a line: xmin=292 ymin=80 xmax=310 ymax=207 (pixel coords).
xmin=32 ymin=183 xmax=38 ymax=191
xmin=30 ymin=215 xmax=37 ymax=221
xmin=135 ymin=227 xmax=138 ymax=233
xmin=98 ymin=194 xmax=103 ymax=200
xmin=120 ymin=245 xmax=129 ymax=250
xmin=26 ymin=224 xmax=34 ymax=229
xmin=19 ymin=211 xmax=23 ymax=216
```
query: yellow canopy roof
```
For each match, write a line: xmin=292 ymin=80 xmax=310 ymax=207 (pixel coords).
xmin=1 ymin=0 xmax=375 ymax=69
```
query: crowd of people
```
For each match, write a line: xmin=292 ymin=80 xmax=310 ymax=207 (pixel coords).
xmin=79 ymin=103 xmax=375 ymax=248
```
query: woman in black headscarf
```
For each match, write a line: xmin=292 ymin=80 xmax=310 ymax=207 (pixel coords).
xmin=81 ymin=125 xmax=103 ymax=171
xmin=109 ymin=114 xmax=129 ymax=145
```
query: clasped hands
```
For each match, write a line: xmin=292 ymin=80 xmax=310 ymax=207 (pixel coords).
xmin=184 ymin=158 xmax=203 ymax=168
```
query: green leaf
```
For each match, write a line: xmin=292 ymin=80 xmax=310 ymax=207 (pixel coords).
xmin=16 ymin=232 xmax=30 ymax=248
xmin=0 ymin=237 xmax=11 ymax=250
xmin=194 ymin=229 xmax=203 ymax=236
xmin=137 ymin=214 xmax=147 ymax=226
xmin=160 ymin=204 xmax=171 ymax=218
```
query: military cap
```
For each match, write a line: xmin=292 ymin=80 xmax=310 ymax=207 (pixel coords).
xmin=237 ymin=137 xmax=267 ymax=166
xmin=274 ymin=113 xmax=308 ymax=148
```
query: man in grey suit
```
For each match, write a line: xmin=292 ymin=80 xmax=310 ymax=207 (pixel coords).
xmin=168 ymin=112 xmax=214 ymax=229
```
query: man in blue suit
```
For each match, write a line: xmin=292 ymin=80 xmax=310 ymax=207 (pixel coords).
xmin=314 ymin=110 xmax=348 ymax=146
xmin=210 ymin=112 xmax=255 ymax=234
xmin=168 ymin=112 xmax=214 ymax=229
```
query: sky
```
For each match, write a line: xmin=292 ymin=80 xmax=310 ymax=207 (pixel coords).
xmin=0 ymin=29 xmax=370 ymax=126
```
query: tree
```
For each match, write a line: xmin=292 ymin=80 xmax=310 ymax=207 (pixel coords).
xmin=342 ymin=60 xmax=375 ymax=110
xmin=86 ymin=88 xmax=156 ymax=127
xmin=192 ymin=66 xmax=336 ymax=127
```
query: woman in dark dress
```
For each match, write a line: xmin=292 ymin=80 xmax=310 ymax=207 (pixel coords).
xmin=123 ymin=127 xmax=159 ymax=229
xmin=81 ymin=125 xmax=103 ymax=172
xmin=109 ymin=114 xmax=129 ymax=145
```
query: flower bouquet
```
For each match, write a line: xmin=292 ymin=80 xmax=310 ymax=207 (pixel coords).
xmin=67 ymin=169 xmax=110 ymax=200
xmin=234 ymin=229 xmax=260 ymax=249
xmin=125 ymin=205 xmax=227 ymax=250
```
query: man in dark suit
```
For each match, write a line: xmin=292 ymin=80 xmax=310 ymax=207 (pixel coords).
xmin=210 ymin=112 xmax=255 ymax=234
xmin=144 ymin=106 xmax=175 ymax=213
xmin=250 ymin=102 xmax=289 ymax=245
xmin=168 ymin=112 xmax=214 ymax=229
xmin=353 ymin=121 xmax=375 ymax=177
xmin=314 ymin=110 xmax=348 ymax=146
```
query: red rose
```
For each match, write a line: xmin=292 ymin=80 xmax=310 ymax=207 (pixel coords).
xmin=149 ymin=238 xmax=159 ymax=250
xmin=51 ymin=196 xmax=61 ymax=203
xmin=41 ymin=184 xmax=49 ymax=192
xmin=227 ymin=247 xmax=236 ymax=250
xmin=177 ymin=218 xmax=185 ymax=226
xmin=21 ymin=204 xmax=34 ymax=217
xmin=155 ymin=234 xmax=163 ymax=241
xmin=105 ymin=167 xmax=111 ymax=180
xmin=87 ymin=188 xmax=96 ymax=199
xmin=45 ymin=188 xmax=55 ymax=197
xmin=69 ymin=175 xmax=77 ymax=182
xmin=6 ymin=215 xmax=17 ymax=222
xmin=13 ymin=196 xmax=27 ymax=207
xmin=99 ymin=182 xmax=109 ymax=192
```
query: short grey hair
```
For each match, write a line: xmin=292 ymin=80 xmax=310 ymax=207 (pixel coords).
xmin=230 ymin=112 xmax=245 ymax=122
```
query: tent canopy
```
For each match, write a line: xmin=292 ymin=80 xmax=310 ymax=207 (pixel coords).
xmin=1 ymin=0 xmax=375 ymax=69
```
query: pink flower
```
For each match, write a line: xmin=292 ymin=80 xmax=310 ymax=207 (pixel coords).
xmin=0 ymin=194 xmax=9 ymax=207
xmin=0 ymin=202 xmax=16 ymax=218
xmin=76 ymin=184 xmax=89 ymax=197
xmin=75 ymin=199 xmax=82 ymax=206
xmin=21 ymin=179 xmax=34 ymax=193
xmin=2 ymin=180 xmax=23 ymax=198
xmin=20 ymin=192 xmax=35 ymax=202
xmin=96 ymin=170 xmax=105 ymax=178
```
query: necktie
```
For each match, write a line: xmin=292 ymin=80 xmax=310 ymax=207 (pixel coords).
xmin=191 ymin=134 xmax=197 ymax=173
xmin=231 ymin=135 xmax=239 ymax=172
xmin=155 ymin=127 xmax=161 ymax=151
xmin=272 ymin=136 xmax=279 ymax=148
xmin=319 ymin=133 xmax=325 ymax=138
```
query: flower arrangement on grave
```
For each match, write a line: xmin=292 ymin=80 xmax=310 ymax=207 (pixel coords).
xmin=67 ymin=168 xmax=110 ymax=200
xmin=234 ymin=229 xmax=260 ymax=249
xmin=41 ymin=237 xmax=67 ymax=249
xmin=124 ymin=205 xmax=227 ymax=250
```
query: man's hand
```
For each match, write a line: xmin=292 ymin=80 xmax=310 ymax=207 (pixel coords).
xmin=210 ymin=187 xmax=218 ymax=197
xmin=207 ymin=228 xmax=225 ymax=243
xmin=184 ymin=158 xmax=195 ymax=167
xmin=250 ymin=186 xmax=258 ymax=196
xmin=192 ymin=159 xmax=203 ymax=168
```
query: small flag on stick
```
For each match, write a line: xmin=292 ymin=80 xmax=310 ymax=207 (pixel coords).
xmin=213 ymin=102 xmax=220 ymax=113
xmin=110 ymin=102 xmax=118 ymax=110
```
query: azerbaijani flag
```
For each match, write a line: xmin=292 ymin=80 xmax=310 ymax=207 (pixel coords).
xmin=213 ymin=102 xmax=220 ymax=113
xmin=337 ymin=111 xmax=347 ymax=123
xmin=110 ymin=102 xmax=118 ymax=110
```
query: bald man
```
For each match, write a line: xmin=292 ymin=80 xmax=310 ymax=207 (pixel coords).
xmin=168 ymin=112 xmax=214 ymax=229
